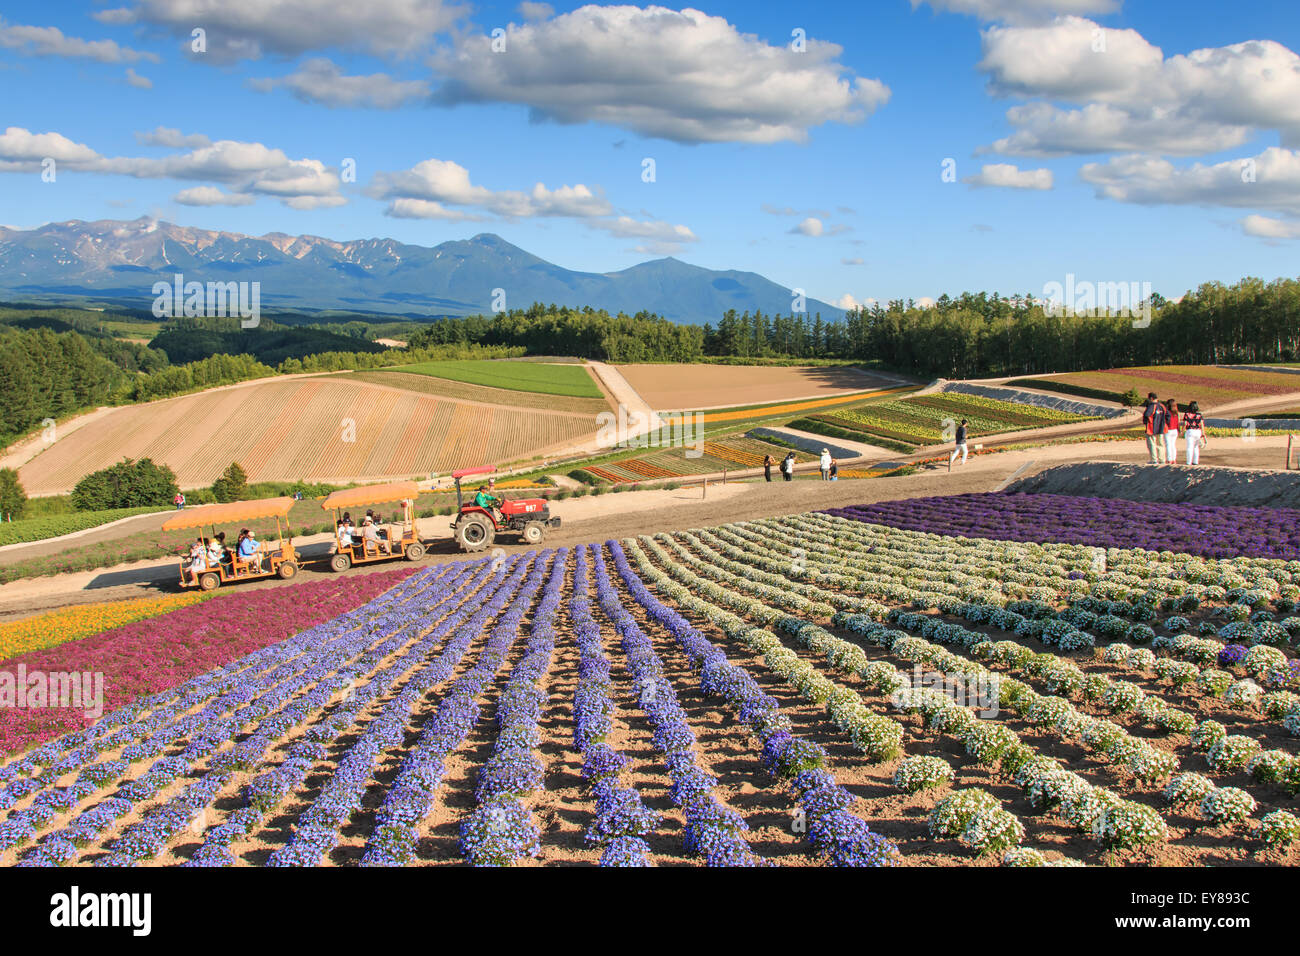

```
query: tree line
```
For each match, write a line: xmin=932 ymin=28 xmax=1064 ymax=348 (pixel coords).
xmin=405 ymin=277 xmax=1300 ymax=374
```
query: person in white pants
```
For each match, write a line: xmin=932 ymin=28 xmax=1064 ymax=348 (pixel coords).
xmin=1163 ymin=400 xmax=1180 ymax=464
xmin=949 ymin=419 xmax=969 ymax=469
xmin=1182 ymin=401 xmax=1205 ymax=465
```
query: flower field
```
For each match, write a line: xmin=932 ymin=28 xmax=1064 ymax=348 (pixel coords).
xmin=0 ymin=569 xmax=418 ymax=756
xmin=2 ymin=492 xmax=1298 ymax=867
xmin=801 ymin=393 xmax=1098 ymax=451
xmin=828 ymin=493 xmax=1300 ymax=561
xmin=1011 ymin=366 xmax=1300 ymax=410
xmin=576 ymin=438 xmax=812 ymax=484
xmin=0 ymin=593 xmax=213 ymax=663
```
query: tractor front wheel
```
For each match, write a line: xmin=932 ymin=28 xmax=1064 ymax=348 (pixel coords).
xmin=521 ymin=521 xmax=545 ymax=545
xmin=456 ymin=515 xmax=495 ymax=552
xmin=331 ymin=553 xmax=352 ymax=572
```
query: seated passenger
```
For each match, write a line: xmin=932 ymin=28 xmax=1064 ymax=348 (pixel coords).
xmin=207 ymin=533 xmax=228 ymax=572
xmin=237 ymin=528 xmax=264 ymax=573
xmin=362 ymin=516 xmax=389 ymax=554
xmin=336 ymin=518 xmax=353 ymax=550
xmin=186 ymin=538 xmax=207 ymax=583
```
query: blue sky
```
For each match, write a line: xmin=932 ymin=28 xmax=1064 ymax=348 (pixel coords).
xmin=1 ymin=0 xmax=1298 ymax=311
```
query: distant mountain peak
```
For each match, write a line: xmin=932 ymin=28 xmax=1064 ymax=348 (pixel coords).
xmin=0 ymin=218 xmax=845 ymax=323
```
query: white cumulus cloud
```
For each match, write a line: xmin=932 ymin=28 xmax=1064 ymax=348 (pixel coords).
xmin=963 ymin=162 xmax=1053 ymax=189
xmin=429 ymin=5 xmax=889 ymax=144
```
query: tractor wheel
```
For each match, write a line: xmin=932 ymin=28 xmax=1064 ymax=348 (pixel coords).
xmin=405 ymin=542 xmax=425 ymax=561
xmin=521 ymin=521 xmax=545 ymax=545
xmin=330 ymin=553 xmax=352 ymax=572
xmin=455 ymin=514 xmax=495 ymax=552
xmin=199 ymin=572 xmax=221 ymax=592
xmin=278 ymin=561 xmax=298 ymax=580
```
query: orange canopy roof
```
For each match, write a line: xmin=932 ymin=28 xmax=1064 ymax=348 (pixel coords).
xmin=161 ymin=496 xmax=295 ymax=531
xmin=321 ymin=481 xmax=420 ymax=510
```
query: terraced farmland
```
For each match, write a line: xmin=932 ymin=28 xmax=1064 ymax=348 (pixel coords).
xmin=1011 ymin=366 xmax=1300 ymax=410
xmin=17 ymin=376 xmax=600 ymax=495
xmin=800 ymin=393 xmax=1099 ymax=451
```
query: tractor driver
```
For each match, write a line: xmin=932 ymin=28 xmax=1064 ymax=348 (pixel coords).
xmin=474 ymin=483 xmax=503 ymax=524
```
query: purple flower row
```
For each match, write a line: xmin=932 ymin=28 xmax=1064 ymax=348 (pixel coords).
xmin=359 ymin=551 xmax=551 ymax=866
xmin=607 ymin=540 xmax=901 ymax=868
xmin=826 ymin=493 xmax=1300 ymax=561
xmin=588 ymin=544 xmax=761 ymax=867
xmin=568 ymin=546 xmax=659 ymax=866
xmin=459 ymin=549 xmax=568 ymax=866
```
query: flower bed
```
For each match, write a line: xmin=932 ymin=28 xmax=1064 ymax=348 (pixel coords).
xmin=0 ymin=567 xmax=421 ymax=755
xmin=826 ymin=493 xmax=1300 ymax=561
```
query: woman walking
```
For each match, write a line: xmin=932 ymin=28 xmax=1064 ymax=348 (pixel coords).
xmin=1182 ymin=401 xmax=1205 ymax=465
xmin=763 ymin=454 xmax=773 ymax=482
xmin=1164 ymin=400 xmax=1180 ymax=465
xmin=819 ymin=448 xmax=832 ymax=481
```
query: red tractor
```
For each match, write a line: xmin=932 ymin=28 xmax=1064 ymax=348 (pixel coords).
xmin=450 ymin=465 xmax=561 ymax=552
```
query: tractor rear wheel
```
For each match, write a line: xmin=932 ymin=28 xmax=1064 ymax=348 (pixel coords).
xmin=521 ymin=521 xmax=545 ymax=545
xmin=405 ymin=542 xmax=425 ymax=560
xmin=278 ymin=561 xmax=298 ymax=580
xmin=199 ymin=572 xmax=221 ymax=592
xmin=331 ymin=553 xmax=352 ymax=572
xmin=456 ymin=514 xmax=495 ymax=552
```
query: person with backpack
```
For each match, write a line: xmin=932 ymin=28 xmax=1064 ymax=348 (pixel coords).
xmin=948 ymin=419 xmax=969 ymax=470
xmin=1182 ymin=400 xmax=1206 ymax=465
xmin=781 ymin=452 xmax=795 ymax=482
xmin=1143 ymin=392 xmax=1166 ymax=464
xmin=1163 ymin=400 xmax=1180 ymax=465
xmin=819 ymin=448 xmax=832 ymax=481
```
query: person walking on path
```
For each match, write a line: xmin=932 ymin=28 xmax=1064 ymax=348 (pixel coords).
xmin=1182 ymin=401 xmax=1206 ymax=465
xmin=763 ymin=454 xmax=773 ymax=482
xmin=780 ymin=452 xmax=795 ymax=482
xmin=948 ymin=419 xmax=970 ymax=470
xmin=819 ymin=448 xmax=832 ymax=481
xmin=174 ymin=492 xmax=185 ymax=510
xmin=829 ymin=459 xmax=838 ymax=481
xmin=1143 ymin=392 xmax=1167 ymax=464
xmin=1163 ymin=400 xmax=1180 ymax=465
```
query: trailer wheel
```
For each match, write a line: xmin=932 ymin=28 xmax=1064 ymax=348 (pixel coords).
xmin=199 ymin=572 xmax=221 ymax=592
xmin=331 ymin=553 xmax=352 ymax=572
xmin=278 ymin=561 xmax=298 ymax=580
xmin=455 ymin=515 xmax=494 ymax=552
xmin=405 ymin=542 xmax=425 ymax=560
xmin=521 ymin=521 xmax=545 ymax=545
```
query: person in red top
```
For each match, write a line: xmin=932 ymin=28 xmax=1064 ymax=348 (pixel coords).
xmin=1182 ymin=400 xmax=1206 ymax=465
xmin=1163 ymin=400 xmax=1180 ymax=464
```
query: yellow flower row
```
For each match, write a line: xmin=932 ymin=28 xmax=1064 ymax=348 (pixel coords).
xmin=0 ymin=592 xmax=212 ymax=663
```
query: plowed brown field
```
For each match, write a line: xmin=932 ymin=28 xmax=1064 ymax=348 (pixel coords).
xmin=615 ymin=363 xmax=903 ymax=409
xmin=18 ymin=376 xmax=600 ymax=495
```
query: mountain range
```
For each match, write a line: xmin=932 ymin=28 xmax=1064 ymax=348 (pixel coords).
xmin=0 ymin=217 xmax=844 ymax=324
